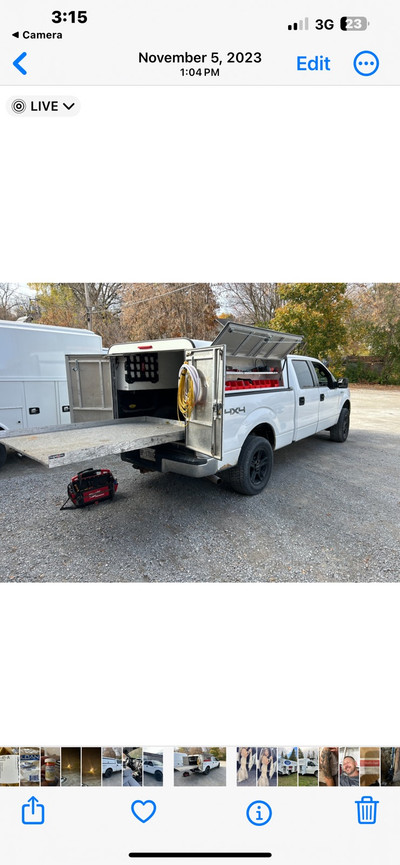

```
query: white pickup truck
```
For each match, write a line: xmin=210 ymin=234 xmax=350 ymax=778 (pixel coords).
xmin=0 ymin=321 xmax=350 ymax=496
xmin=102 ymin=757 xmax=122 ymax=778
xmin=143 ymin=759 xmax=163 ymax=781
xmin=174 ymin=753 xmax=220 ymax=776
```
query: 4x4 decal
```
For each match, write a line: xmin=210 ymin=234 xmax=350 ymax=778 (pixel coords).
xmin=224 ymin=406 xmax=246 ymax=415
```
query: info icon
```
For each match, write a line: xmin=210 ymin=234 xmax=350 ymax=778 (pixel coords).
xmin=246 ymin=800 xmax=272 ymax=826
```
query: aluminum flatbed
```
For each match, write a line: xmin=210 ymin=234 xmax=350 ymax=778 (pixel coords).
xmin=0 ymin=416 xmax=185 ymax=468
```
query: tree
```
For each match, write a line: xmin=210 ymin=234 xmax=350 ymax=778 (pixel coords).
xmin=270 ymin=283 xmax=351 ymax=365
xmin=365 ymin=283 xmax=400 ymax=380
xmin=28 ymin=283 xmax=124 ymax=345
xmin=120 ymin=283 xmax=218 ymax=340
xmin=346 ymin=284 xmax=400 ymax=377
xmin=221 ymin=283 xmax=283 ymax=324
xmin=0 ymin=283 xmax=25 ymax=320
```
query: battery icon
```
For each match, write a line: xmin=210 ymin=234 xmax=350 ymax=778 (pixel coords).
xmin=340 ymin=16 xmax=369 ymax=30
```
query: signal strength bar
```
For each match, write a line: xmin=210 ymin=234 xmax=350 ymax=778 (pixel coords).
xmin=288 ymin=17 xmax=309 ymax=31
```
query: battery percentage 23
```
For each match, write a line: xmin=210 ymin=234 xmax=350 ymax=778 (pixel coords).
xmin=340 ymin=16 xmax=369 ymax=31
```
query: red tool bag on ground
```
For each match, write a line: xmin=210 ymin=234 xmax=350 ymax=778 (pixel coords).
xmin=60 ymin=468 xmax=118 ymax=509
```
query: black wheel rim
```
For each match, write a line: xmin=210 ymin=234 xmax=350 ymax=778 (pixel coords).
xmin=249 ymin=448 xmax=270 ymax=486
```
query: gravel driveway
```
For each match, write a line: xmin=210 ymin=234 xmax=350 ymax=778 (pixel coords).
xmin=1 ymin=387 xmax=399 ymax=582
xmin=174 ymin=764 xmax=226 ymax=786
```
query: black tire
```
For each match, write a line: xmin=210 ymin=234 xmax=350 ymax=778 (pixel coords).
xmin=229 ymin=435 xmax=273 ymax=496
xmin=0 ymin=443 xmax=7 ymax=468
xmin=330 ymin=406 xmax=350 ymax=442
xmin=154 ymin=770 xmax=163 ymax=782
xmin=104 ymin=768 xmax=113 ymax=778
xmin=204 ymin=766 xmax=210 ymax=775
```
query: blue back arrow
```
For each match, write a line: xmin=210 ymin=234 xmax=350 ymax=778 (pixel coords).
xmin=13 ymin=52 xmax=27 ymax=74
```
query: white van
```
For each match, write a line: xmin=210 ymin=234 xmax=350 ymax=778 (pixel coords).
xmin=298 ymin=758 xmax=318 ymax=777
xmin=0 ymin=320 xmax=103 ymax=466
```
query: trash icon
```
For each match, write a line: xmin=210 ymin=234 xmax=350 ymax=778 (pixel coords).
xmin=355 ymin=795 xmax=379 ymax=825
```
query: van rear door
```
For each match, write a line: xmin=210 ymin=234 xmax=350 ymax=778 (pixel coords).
xmin=184 ymin=346 xmax=225 ymax=459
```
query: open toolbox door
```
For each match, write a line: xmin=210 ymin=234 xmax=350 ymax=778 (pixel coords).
xmin=66 ymin=354 xmax=115 ymax=423
xmin=184 ymin=345 xmax=225 ymax=459
xmin=211 ymin=320 xmax=303 ymax=360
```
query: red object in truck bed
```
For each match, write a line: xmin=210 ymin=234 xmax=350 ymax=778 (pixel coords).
xmin=225 ymin=379 xmax=280 ymax=391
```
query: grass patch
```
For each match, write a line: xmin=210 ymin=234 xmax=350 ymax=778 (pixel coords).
xmin=299 ymin=774 xmax=318 ymax=787
xmin=278 ymin=772 xmax=298 ymax=787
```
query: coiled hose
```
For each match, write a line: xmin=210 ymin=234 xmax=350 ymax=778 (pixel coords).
xmin=177 ymin=362 xmax=203 ymax=421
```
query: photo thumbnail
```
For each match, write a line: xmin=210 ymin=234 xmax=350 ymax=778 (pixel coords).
xmin=81 ymin=748 xmax=101 ymax=787
xmin=381 ymin=748 xmax=400 ymax=786
xmin=102 ymin=748 xmax=123 ymax=786
xmin=298 ymin=748 xmax=319 ymax=787
xmin=319 ymin=747 xmax=339 ymax=786
xmin=236 ymin=747 xmax=257 ymax=786
xmin=257 ymin=747 xmax=277 ymax=787
xmin=360 ymin=747 xmax=380 ymax=786
xmin=40 ymin=747 xmax=61 ymax=786
xmin=0 ymin=747 xmax=19 ymax=787
xmin=143 ymin=748 xmax=163 ymax=786
xmin=19 ymin=747 xmax=40 ymax=787
xmin=174 ymin=748 xmax=226 ymax=786
xmin=61 ymin=747 xmax=81 ymax=786
xmin=339 ymin=748 xmax=360 ymax=787
xmin=123 ymin=748 xmax=142 ymax=787
xmin=278 ymin=747 xmax=298 ymax=786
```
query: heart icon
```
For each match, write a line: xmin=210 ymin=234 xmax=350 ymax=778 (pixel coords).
xmin=131 ymin=800 xmax=157 ymax=823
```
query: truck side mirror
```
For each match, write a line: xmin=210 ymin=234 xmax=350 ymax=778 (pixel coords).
xmin=337 ymin=377 xmax=349 ymax=388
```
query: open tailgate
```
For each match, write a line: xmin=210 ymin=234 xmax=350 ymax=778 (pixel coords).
xmin=0 ymin=417 xmax=185 ymax=469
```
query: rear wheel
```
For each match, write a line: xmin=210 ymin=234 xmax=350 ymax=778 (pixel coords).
xmin=104 ymin=768 xmax=113 ymax=778
xmin=228 ymin=435 xmax=273 ymax=496
xmin=330 ymin=406 xmax=350 ymax=442
xmin=204 ymin=766 xmax=210 ymax=775
xmin=154 ymin=770 xmax=163 ymax=782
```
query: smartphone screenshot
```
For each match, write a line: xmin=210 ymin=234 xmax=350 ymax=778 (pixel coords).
xmin=0 ymin=2 xmax=399 ymax=864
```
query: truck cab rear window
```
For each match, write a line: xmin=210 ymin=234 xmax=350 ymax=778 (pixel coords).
xmin=292 ymin=359 xmax=315 ymax=388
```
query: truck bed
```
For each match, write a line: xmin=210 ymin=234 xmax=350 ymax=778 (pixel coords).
xmin=0 ymin=416 xmax=185 ymax=468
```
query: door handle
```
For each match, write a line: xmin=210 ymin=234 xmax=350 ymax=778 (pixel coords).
xmin=320 ymin=394 xmax=325 ymax=401
xmin=299 ymin=396 xmax=305 ymax=406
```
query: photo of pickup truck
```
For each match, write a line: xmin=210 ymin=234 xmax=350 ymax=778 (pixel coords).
xmin=174 ymin=749 xmax=226 ymax=785
xmin=0 ymin=321 xmax=350 ymax=497
xmin=4 ymin=309 xmax=396 ymax=583
xmin=143 ymin=758 xmax=163 ymax=783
